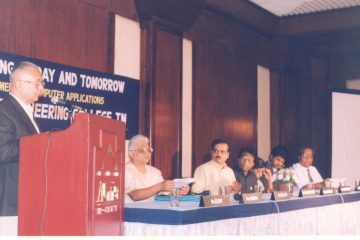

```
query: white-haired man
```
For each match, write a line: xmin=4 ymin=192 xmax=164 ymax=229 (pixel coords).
xmin=0 ymin=61 xmax=44 ymax=216
xmin=125 ymin=134 xmax=189 ymax=203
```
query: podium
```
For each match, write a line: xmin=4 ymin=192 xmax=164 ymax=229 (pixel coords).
xmin=18 ymin=113 xmax=125 ymax=236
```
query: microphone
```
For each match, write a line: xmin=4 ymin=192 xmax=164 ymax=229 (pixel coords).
xmin=50 ymin=96 xmax=83 ymax=110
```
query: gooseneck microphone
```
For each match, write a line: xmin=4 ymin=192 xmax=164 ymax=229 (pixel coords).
xmin=50 ymin=96 xmax=83 ymax=110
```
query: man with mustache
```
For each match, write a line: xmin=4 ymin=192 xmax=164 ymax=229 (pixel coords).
xmin=191 ymin=138 xmax=239 ymax=195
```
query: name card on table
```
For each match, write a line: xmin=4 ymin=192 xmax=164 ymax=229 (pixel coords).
xmin=271 ymin=191 xmax=291 ymax=201
xmin=240 ymin=192 xmax=262 ymax=204
xmin=202 ymin=194 xmax=230 ymax=207
xmin=320 ymin=187 xmax=335 ymax=195
xmin=338 ymin=186 xmax=352 ymax=193
xmin=299 ymin=189 xmax=317 ymax=197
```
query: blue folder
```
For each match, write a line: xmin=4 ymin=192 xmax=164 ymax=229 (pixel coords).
xmin=155 ymin=195 xmax=201 ymax=202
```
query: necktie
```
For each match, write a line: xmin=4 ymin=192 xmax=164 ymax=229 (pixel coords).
xmin=307 ymin=169 xmax=314 ymax=182
xmin=31 ymin=116 xmax=41 ymax=133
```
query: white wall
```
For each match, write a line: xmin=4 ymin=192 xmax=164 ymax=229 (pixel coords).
xmin=182 ymin=39 xmax=193 ymax=177
xmin=332 ymin=91 xmax=360 ymax=188
xmin=114 ymin=15 xmax=140 ymax=80
xmin=114 ymin=15 xmax=141 ymax=163
xmin=257 ymin=65 xmax=271 ymax=160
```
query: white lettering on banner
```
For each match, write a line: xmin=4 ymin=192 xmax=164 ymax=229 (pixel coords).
xmin=0 ymin=59 xmax=14 ymax=75
xmin=79 ymin=74 xmax=125 ymax=93
xmin=41 ymin=67 xmax=56 ymax=83
xmin=95 ymin=110 xmax=112 ymax=118
xmin=115 ymin=112 xmax=127 ymax=123
xmin=34 ymin=102 xmax=129 ymax=123
xmin=58 ymin=71 xmax=78 ymax=86
xmin=34 ymin=103 xmax=69 ymax=120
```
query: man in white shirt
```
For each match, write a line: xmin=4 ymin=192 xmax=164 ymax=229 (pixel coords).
xmin=191 ymin=139 xmax=240 ymax=195
xmin=0 ymin=61 xmax=44 ymax=216
xmin=292 ymin=147 xmax=329 ymax=191
xmin=125 ymin=134 xmax=189 ymax=203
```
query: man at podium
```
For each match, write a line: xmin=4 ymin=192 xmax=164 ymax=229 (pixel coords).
xmin=0 ymin=61 xmax=44 ymax=216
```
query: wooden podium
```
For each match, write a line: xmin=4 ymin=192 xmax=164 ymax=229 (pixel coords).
xmin=18 ymin=113 xmax=125 ymax=236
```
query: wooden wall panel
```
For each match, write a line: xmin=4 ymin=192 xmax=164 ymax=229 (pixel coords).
xmin=139 ymin=21 xmax=182 ymax=179
xmin=2 ymin=0 xmax=359 ymax=181
xmin=192 ymin=44 xmax=257 ymax=169
xmin=270 ymin=69 xmax=283 ymax=149
xmin=310 ymin=58 xmax=331 ymax=177
xmin=284 ymin=30 xmax=360 ymax=177
xmin=186 ymin=9 xmax=278 ymax=171
xmin=282 ymin=66 xmax=302 ymax=166
xmin=152 ymin=29 xmax=182 ymax=179
xmin=0 ymin=0 xmax=115 ymax=73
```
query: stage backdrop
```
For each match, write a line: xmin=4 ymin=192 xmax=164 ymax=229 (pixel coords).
xmin=0 ymin=51 xmax=139 ymax=139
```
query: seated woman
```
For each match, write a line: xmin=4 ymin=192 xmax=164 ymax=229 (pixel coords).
xmin=253 ymin=157 xmax=274 ymax=193
xmin=233 ymin=147 xmax=273 ymax=194
xmin=125 ymin=134 xmax=189 ymax=203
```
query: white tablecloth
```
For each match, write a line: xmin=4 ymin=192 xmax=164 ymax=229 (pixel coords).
xmin=124 ymin=201 xmax=360 ymax=235
xmin=2 ymin=194 xmax=360 ymax=236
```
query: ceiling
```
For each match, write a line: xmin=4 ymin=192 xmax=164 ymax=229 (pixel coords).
xmin=249 ymin=0 xmax=360 ymax=17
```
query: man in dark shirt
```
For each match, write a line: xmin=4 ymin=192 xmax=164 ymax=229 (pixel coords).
xmin=233 ymin=147 xmax=273 ymax=193
xmin=266 ymin=145 xmax=288 ymax=173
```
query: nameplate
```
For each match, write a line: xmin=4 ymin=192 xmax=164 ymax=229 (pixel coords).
xmin=299 ymin=189 xmax=317 ymax=197
xmin=338 ymin=186 xmax=352 ymax=193
xmin=355 ymin=185 xmax=360 ymax=191
xmin=202 ymin=195 xmax=230 ymax=207
xmin=271 ymin=191 xmax=290 ymax=201
xmin=240 ymin=192 xmax=262 ymax=204
xmin=320 ymin=187 xmax=335 ymax=195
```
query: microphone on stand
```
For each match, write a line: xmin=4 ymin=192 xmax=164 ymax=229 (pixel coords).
xmin=50 ymin=96 xmax=83 ymax=111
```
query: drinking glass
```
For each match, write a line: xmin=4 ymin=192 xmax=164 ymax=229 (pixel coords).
xmin=170 ymin=188 xmax=180 ymax=207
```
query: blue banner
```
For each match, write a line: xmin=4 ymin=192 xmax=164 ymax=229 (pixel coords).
xmin=0 ymin=51 xmax=139 ymax=139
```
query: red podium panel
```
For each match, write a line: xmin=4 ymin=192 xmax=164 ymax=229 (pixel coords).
xmin=18 ymin=113 xmax=125 ymax=236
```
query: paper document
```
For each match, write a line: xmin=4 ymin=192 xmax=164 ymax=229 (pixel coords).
xmin=173 ymin=178 xmax=195 ymax=188
xmin=330 ymin=178 xmax=346 ymax=188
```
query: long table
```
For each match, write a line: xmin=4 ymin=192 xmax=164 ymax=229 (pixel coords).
xmin=124 ymin=192 xmax=360 ymax=235
xmin=1 ymin=192 xmax=359 ymax=235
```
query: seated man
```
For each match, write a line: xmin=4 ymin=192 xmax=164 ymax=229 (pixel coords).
xmin=292 ymin=147 xmax=329 ymax=190
xmin=266 ymin=145 xmax=288 ymax=173
xmin=125 ymin=134 xmax=189 ymax=203
xmin=233 ymin=148 xmax=273 ymax=193
xmin=191 ymin=138 xmax=239 ymax=195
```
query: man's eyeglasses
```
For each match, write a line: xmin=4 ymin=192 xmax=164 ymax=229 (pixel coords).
xmin=301 ymin=154 xmax=313 ymax=159
xmin=22 ymin=80 xmax=45 ymax=88
xmin=129 ymin=147 xmax=154 ymax=154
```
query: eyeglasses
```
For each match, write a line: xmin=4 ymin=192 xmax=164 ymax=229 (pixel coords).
xmin=129 ymin=147 xmax=154 ymax=154
xmin=22 ymin=80 xmax=45 ymax=88
xmin=301 ymin=154 xmax=313 ymax=159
